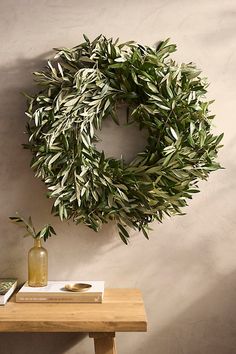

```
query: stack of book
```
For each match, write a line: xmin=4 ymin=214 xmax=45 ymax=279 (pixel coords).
xmin=16 ymin=280 xmax=104 ymax=303
xmin=0 ymin=278 xmax=17 ymax=305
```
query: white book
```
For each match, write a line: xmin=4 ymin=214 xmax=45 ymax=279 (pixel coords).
xmin=0 ymin=278 xmax=17 ymax=305
xmin=16 ymin=280 xmax=105 ymax=303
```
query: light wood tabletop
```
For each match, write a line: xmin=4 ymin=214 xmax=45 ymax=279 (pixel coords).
xmin=0 ymin=288 xmax=147 ymax=354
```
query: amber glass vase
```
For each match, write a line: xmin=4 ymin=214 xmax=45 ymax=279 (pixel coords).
xmin=28 ymin=238 xmax=48 ymax=287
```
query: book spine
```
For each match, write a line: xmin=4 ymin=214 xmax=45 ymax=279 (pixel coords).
xmin=0 ymin=281 xmax=17 ymax=305
xmin=16 ymin=295 xmax=102 ymax=303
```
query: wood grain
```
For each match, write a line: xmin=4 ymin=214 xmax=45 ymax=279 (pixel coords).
xmin=89 ymin=333 xmax=117 ymax=354
xmin=0 ymin=288 xmax=147 ymax=333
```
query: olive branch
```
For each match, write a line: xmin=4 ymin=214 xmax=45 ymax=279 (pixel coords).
xmin=24 ymin=35 xmax=223 ymax=244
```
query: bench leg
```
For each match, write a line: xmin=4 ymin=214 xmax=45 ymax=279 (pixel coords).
xmin=89 ymin=332 xmax=117 ymax=354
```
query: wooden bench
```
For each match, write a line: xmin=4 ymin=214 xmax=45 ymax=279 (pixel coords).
xmin=0 ymin=288 xmax=147 ymax=354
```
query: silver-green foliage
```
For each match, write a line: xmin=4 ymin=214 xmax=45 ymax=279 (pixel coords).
xmin=9 ymin=214 xmax=56 ymax=242
xmin=25 ymin=35 xmax=223 ymax=244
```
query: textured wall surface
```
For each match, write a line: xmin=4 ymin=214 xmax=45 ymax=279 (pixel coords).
xmin=0 ymin=0 xmax=235 ymax=353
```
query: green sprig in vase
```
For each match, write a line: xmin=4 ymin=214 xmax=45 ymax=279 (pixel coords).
xmin=9 ymin=214 xmax=56 ymax=287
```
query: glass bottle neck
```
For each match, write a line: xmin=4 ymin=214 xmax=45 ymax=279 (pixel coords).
xmin=34 ymin=238 xmax=42 ymax=247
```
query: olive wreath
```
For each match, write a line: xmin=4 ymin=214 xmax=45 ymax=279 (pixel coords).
xmin=25 ymin=35 xmax=223 ymax=244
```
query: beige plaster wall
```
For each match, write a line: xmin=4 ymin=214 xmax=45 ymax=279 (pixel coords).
xmin=0 ymin=0 xmax=235 ymax=353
